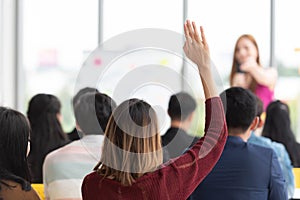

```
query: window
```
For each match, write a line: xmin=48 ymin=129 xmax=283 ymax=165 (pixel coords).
xmin=188 ymin=0 xmax=270 ymax=84
xmin=101 ymin=0 xmax=184 ymax=133
xmin=21 ymin=0 xmax=98 ymax=131
xmin=186 ymin=0 xmax=270 ymax=136
xmin=275 ymin=0 xmax=300 ymax=140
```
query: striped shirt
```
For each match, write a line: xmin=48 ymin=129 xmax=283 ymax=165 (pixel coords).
xmin=43 ymin=135 xmax=103 ymax=200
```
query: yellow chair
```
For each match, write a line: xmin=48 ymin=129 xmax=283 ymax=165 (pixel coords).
xmin=31 ymin=184 xmax=45 ymax=200
xmin=293 ymin=168 xmax=300 ymax=188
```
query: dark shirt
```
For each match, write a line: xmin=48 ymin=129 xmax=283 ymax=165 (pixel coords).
xmin=189 ymin=136 xmax=287 ymax=200
xmin=67 ymin=128 xmax=82 ymax=141
xmin=162 ymin=127 xmax=199 ymax=161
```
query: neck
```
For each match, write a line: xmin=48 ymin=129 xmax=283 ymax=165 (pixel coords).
xmin=171 ymin=120 xmax=189 ymax=132
xmin=228 ymin=131 xmax=250 ymax=142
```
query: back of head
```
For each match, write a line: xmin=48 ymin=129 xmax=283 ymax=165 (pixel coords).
xmin=72 ymin=87 xmax=99 ymax=108
xmin=27 ymin=94 xmax=66 ymax=143
xmin=0 ymin=107 xmax=31 ymax=183
xmin=220 ymin=87 xmax=257 ymax=134
xmin=168 ymin=92 xmax=197 ymax=121
xmin=262 ymin=100 xmax=300 ymax=166
xmin=74 ymin=92 xmax=116 ymax=135
xmin=262 ymin=100 xmax=295 ymax=142
xmin=255 ymin=96 xmax=264 ymax=117
xmin=27 ymin=94 xmax=67 ymax=182
xmin=97 ymin=98 xmax=162 ymax=186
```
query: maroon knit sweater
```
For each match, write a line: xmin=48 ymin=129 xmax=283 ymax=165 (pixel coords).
xmin=82 ymin=97 xmax=228 ymax=200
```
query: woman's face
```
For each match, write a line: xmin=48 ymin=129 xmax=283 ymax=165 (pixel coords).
xmin=235 ymin=38 xmax=258 ymax=64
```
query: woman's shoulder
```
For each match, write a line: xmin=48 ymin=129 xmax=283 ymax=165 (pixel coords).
xmin=0 ymin=180 xmax=40 ymax=200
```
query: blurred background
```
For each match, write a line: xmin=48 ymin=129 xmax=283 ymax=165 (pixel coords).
xmin=1 ymin=0 xmax=299 ymax=139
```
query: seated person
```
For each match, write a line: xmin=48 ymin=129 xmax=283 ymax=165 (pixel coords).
xmin=43 ymin=92 xmax=116 ymax=200
xmin=27 ymin=94 xmax=69 ymax=183
xmin=262 ymin=100 xmax=300 ymax=168
xmin=162 ymin=92 xmax=199 ymax=160
xmin=67 ymin=87 xmax=99 ymax=141
xmin=248 ymin=97 xmax=294 ymax=199
xmin=81 ymin=20 xmax=228 ymax=200
xmin=189 ymin=87 xmax=287 ymax=200
xmin=0 ymin=107 xmax=40 ymax=200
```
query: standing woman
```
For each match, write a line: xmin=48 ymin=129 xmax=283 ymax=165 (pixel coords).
xmin=81 ymin=20 xmax=228 ymax=200
xmin=27 ymin=94 xmax=69 ymax=183
xmin=229 ymin=34 xmax=277 ymax=110
xmin=0 ymin=107 xmax=40 ymax=199
xmin=262 ymin=100 xmax=300 ymax=167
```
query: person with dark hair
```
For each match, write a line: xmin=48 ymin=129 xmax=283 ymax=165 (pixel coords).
xmin=229 ymin=34 xmax=277 ymax=110
xmin=81 ymin=20 xmax=228 ymax=200
xmin=67 ymin=87 xmax=100 ymax=141
xmin=43 ymin=92 xmax=116 ymax=200
xmin=189 ymin=87 xmax=287 ymax=200
xmin=262 ymin=100 xmax=300 ymax=168
xmin=162 ymin=92 xmax=199 ymax=160
xmin=248 ymin=97 xmax=294 ymax=199
xmin=27 ymin=94 xmax=69 ymax=183
xmin=0 ymin=107 xmax=40 ymax=199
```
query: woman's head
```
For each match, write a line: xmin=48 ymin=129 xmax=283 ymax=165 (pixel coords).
xmin=234 ymin=35 xmax=260 ymax=65
xmin=262 ymin=100 xmax=294 ymax=142
xmin=27 ymin=94 xmax=61 ymax=125
xmin=0 ymin=107 xmax=31 ymax=182
xmin=262 ymin=100 xmax=300 ymax=166
xmin=27 ymin=94 xmax=67 ymax=182
xmin=230 ymin=34 xmax=261 ymax=89
xmin=96 ymin=99 xmax=162 ymax=186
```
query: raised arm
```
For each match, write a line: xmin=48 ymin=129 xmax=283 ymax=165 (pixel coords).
xmin=159 ymin=20 xmax=228 ymax=199
xmin=183 ymin=20 xmax=218 ymax=99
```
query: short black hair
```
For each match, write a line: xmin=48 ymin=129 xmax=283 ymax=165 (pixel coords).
xmin=168 ymin=92 xmax=196 ymax=121
xmin=74 ymin=92 xmax=116 ymax=135
xmin=255 ymin=96 xmax=264 ymax=118
xmin=220 ymin=87 xmax=257 ymax=133
xmin=72 ymin=87 xmax=99 ymax=108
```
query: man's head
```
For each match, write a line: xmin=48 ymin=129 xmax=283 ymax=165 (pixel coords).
xmin=72 ymin=87 xmax=99 ymax=109
xmin=168 ymin=92 xmax=196 ymax=122
xmin=74 ymin=92 xmax=116 ymax=135
xmin=220 ymin=87 xmax=258 ymax=135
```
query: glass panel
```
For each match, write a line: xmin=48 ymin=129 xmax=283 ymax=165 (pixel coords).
xmin=188 ymin=0 xmax=270 ymax=85
xmin=102 ymin=0 xmax=184 ymax=134
xmin=22 ymin=0 xmax=98 ymax=131
xmin=103 ymin=0 xmax=183 ymax=41
xmin=275 ymin=0 xmax=300 ymax=140
xmin=187 ymin=0 xmax=270 ymax=136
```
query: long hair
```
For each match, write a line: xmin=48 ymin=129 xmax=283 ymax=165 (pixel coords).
xmin=27 ymin=94 xmax=68 ymax=183
xmin=262 ymin=100 xmax=300 ymax=167
xmin=0 ymin=107 xmax=31 ymax=190
xmin=95 ymin=99 xmax=162 ymax=186
xmin=229 ymin=34 xmax=261 ymax=92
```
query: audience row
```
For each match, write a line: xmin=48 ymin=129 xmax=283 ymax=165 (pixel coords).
xmin=0 ymin=20 xmax=298 ymax=200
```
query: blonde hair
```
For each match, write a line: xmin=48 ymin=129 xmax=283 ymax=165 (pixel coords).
xmin=229 ymin=34 xmax=261 ymax=92
xmin=95 ymin=99 xmax=163 ymax=186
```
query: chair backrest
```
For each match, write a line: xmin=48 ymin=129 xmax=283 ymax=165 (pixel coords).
xmin=293 ymin=168 xmax=300 ymax=188
xmin=31 ymin=184 xmax=45 ymax=200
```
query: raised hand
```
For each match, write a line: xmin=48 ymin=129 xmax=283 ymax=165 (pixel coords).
xmin=183 ymin=20 xmax=210 ymax=71
xmin=183 ymin=20 xmax=218 ymax=99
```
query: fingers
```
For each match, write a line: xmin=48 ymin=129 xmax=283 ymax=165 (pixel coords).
xmin=186 ymin=20 xmax=195 ymax=41
xmin=200 ymin=26 xmax=208 ymax=48
xmin=184 ymin=23 xmax=191 ymax=50
xmin=192 ymin=22 xmax=200 ymax=43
